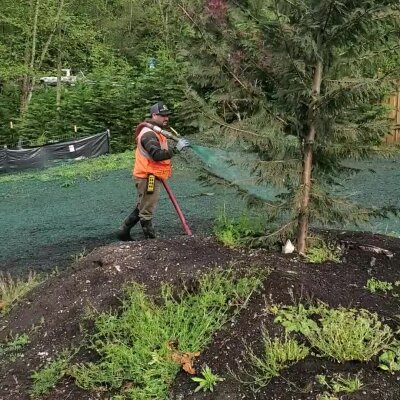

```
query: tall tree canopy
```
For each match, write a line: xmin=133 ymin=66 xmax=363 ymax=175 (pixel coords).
xmin=175 ymin=0 xmax=400 ymax=251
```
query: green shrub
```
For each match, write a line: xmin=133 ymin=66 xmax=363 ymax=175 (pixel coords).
xmin=272 ymin=303 xmax=393 ymax=362
xmin=70 ymin=269 xmax=262 ymax=398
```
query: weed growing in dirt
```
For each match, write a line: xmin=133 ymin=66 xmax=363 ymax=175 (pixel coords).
xmin=0 ymin=272 xmax=40 ymax=314
xmin=304 ymin=240 xmax=341 ymax=264
xmin=71 ymin=248 xmax=88 ymax=263
xmin=379 ymin=339 xmax=400 ymax=373
xmin=31 ymin=352 xmax=70 ymax=397
xmin=214 ymin=208 xmax=264 ymax=247
xmin=365 ymin=278 xmax=394 ymax=294
xmin=192 ymin=366 xmax=224 ymax=393
xmin=317 ymin=394 xmax=339 ymax=400
xmin=0 ymin=333 xmax=30 ymax=361
xmin=70 ymin=270 xmax=263 ymax=399
xmin=317 ymin=373 xmax=363 ymax=394
xmin=0 ymin=152 xmax=132 ymax=184
xmin=272 ymin=303 xmax=393 ymax=362
xmin=243 ymin=331 xmax=309 ymax=388
xmin=269 ymin=303 xmax=320 ymax=335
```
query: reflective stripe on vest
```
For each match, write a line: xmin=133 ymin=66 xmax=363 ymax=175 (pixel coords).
xmin=133 ymin=127 xmax=172 ymax=180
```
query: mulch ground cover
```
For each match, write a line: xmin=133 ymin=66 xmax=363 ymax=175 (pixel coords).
xmin=1 ymin=231 xmax=399 ymax=400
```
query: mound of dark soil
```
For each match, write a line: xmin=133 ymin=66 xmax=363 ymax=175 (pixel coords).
xmin=1 ymin=232 xmax=400 ymax=400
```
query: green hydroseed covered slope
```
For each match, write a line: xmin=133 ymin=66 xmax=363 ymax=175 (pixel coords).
xmin=1 ymin=149 xmax=399 ymax=275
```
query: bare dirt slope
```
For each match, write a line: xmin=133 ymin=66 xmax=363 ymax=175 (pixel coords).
xmin=1 ymin=232 xmax=400 ymax=400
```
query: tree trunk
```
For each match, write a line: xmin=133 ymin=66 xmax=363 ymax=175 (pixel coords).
xmin=20 ymin=0 xmax=34 ymax=114
xmin=28 ymin=0 xmax=65 ymax=102
xmin=296 ymin=60 xmax=323 ymax=254
xmin=38 ymin=0 xmax=65 ymax=70
xmin=56 ymin=24 xmax=62 ymax=111
xmin=20 ymin=0 xmax=40 ymax=114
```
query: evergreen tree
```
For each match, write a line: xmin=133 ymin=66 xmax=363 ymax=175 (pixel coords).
xmin=178 ymin=0 xmax=400 ymax=252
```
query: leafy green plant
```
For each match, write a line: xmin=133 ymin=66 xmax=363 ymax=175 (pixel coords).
xmin=270 ymin=303 xmax=322 ymax=335
xmin=366 ymin=278 xmax=394 ymax=294
xmin=243 ymin=331 xmax=309 ymax=388
xmin=0 ymin=333 xmax=30 ymax=360
xmin=214 ymin=208 xmax=264 ymax=247
xmin=317 ymin=373 xmax=363 ymax=394
xmin=70 ymin=269 xmax=263 ymax=399
xmin=0 ymin=272 xmax=40 ymax=315
xmin=272 ymin=303 xmax=393 ymax=362
xmin=304 ymin=240 xmax=341 ymax=264
xmin=31 ymin=352 xmax=70 ymax=397
xmin=379 ymin=340 xmax=400 ymax=373
xmin=192 ymin=366 xmax=224 ymax=393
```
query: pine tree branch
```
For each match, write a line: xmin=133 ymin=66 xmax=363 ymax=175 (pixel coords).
xmin=321 ymin=0 xmax=335 ymax=35
xmin=264 ymin=220 xmax=295 ymax=239
xmin=273 ymin=0 xmax=310 ymax=90
xmin=325 ymin=5 xmax=380 ymax=46
xmin=204 ymin=113 xmax=264 ymax=137
xmin=259 ymin=159 xmax=300 ymax=164
xmin=37 ymin=0 xmax=64 ymax=70
xmin=177 ymin=2 xmax=248 ymax=91
xmin=198 ymin=165 xmax=285 ymax=209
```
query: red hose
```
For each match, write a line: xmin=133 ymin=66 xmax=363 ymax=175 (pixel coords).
xmin=161 ymin=179 xmax=193 ymax=236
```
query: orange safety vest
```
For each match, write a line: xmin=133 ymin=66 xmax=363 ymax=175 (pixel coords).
xmin=133 ymin=124 xmax=172 ymax=180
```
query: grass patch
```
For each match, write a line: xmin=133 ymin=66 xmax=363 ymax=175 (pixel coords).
xmin=70 ymin=269 xmax=263 ymax=399
xmin=243 ymin=331 xmax=309 ymax=388
xmin=317 ymin=373 xmax=363 ymax=394
xmin=31 ymin=352 xmax=70 ymax=397
xmin=0 ymin=333 xmax=30 ymax=362
xmin=271 ymin=303 xmax=393 ymax=362
xmin=0 ymin=151 xmax=132 ymax=184
xmin=304 ymin=239 xmax=341 ymax=264
xmin=0 ymin=272 xmax=41 ymax=315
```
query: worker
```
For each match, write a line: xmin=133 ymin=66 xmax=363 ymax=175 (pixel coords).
xmin=117 ymin=102 xmax=190 ymax=240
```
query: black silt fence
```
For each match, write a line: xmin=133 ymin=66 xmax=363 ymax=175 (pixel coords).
xmin=0 ymin=130 xmax=110 ymax=173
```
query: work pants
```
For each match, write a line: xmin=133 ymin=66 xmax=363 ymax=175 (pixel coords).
xmin=135 ymin=177 xmax=161 ymax=221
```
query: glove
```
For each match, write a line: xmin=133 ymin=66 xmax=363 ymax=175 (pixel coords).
xmin=176 ymin=138 xmax=191 ymax=151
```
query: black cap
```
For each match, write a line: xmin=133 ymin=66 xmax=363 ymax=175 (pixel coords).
xmin=150 ymin=102 xmax=171 ymax=116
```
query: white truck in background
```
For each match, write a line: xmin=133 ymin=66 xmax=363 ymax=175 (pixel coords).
xmin=40 ymin=69 xmax=77 ymax=86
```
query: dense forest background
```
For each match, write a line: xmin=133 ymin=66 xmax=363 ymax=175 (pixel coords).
xmin=1 ymin=0 xmax=399 ymax=152
xmin=0 ymin=0 xmax=209 ymax=151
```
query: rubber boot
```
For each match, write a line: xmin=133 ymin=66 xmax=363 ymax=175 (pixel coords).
xmin=140 ymin=219 xmax=156 ymax=239
xmin=116 ymin=208 xmax=140 ymax=241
